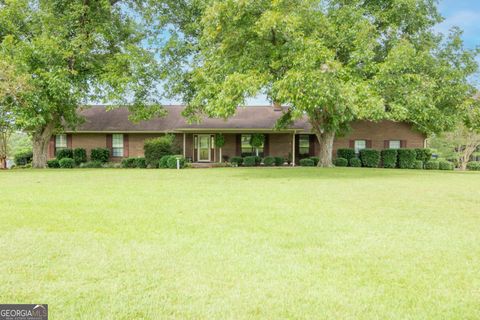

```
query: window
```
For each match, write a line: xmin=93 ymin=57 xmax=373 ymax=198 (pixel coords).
xmin=354 ymin=140 xmax=366 ymax=154
xmin=241 ymin=134 xmax=264 ymax=157
xmin=55 ymin=134 xmax=67 ymax=153
xmin=389 ymin=140 xmax=401 ymax=149
xmin=298 ymin=135 xmax=310 ymax=156
xmin=112 ymin=134 xmax=124 ymax=157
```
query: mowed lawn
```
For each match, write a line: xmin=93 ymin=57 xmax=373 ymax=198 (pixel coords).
xmin=1 ymin=168 xmax=480 ymax=319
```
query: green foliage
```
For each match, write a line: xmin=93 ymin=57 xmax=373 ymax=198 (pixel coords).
xmin=215 ymin=134 xmax=225 ymax=148
xmin=167 ymin=156 xmax=186 ymax=169
xmin=381 ymin=149 xmax=398 ymax=168
xmin=299 ymin=159 xmax=314 ymax=167
xmin=398 ymin=149 xmax=417 ymax=169
xmin=56 ymin=148 xmax=73 ymax=160
xmin=47 ymin=159 xmax=60 ymax=168
xmin=414 ymin=160 xmax=424 ymax=169
xmin=59 ymin=158 xmax=75 ymax=168
xmin=91 ymin=148 xmax=110 ymax=163
xmin=7 ymin=132 xmax=31 ymax=157
xmin=144 ymin=135 xmax=178 ymax=167
xmin=230 ymin=156 xmax=243 ymax=166
xmin=349 ymin=158 xmax=362 ymax=167
xmin=439 ymin=161 xmax=454 ymax=170
xmin=73 ymin=148 xmax=87 ymax=165
xmin=121 ymin=158 xmax=138 ymax=168
xmin=309 ymin=157 xmax=320 ymax=166
xmin=466 ymin=161 xmax=480 ymax=171
xmin=159 ymin=155 xmax=173 ymax=169
xmin=334 ymin=158 xmax=348 ymax=167
xmin=263 ymin=156 xmax=276 ymax=166
xmin=337 ymin=149 xmax=356 ymax=161
xmin=415 ymin=149 xmax=433 ymax=163
xmin=14 ymin=150 xmax=33 ymax=165
xmin=274 ymin=157 xmax=285 ymax=166
xmin=250 ymin=134 xmax=264 ymax=148
xmin=243 ymin=156 xmax=257 ymax=167
xmin=135 ymin=158 xmax=147 ymax=169
xmin=425 ymin=160 xmax=440 ymax=170
xmin=359 ymin=149 xmax=380 ymax=168
xmin=80 ymin=161 xmax=103 ymax=168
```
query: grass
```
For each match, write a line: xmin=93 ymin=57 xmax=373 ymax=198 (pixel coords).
xmin=1 ymin=167 xmax=480 ymax=319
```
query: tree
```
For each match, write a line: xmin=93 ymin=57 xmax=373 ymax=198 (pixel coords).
xmin=159 ymin=0 xmax=479 ymax=166
xmin=250 ymin=134 xmax=264 ymax=157
xmin=0 ymin=0 xmax=165 ymax=167
xmin=215 ymin=133 xmax=225 ymax=162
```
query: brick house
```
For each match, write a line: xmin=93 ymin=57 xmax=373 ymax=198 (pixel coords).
xmin=49 ymin=105 xmax=427 ymax=164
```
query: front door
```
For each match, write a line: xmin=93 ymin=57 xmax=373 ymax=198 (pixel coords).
xmin=198 ymin=135 xmax=211 ymax=162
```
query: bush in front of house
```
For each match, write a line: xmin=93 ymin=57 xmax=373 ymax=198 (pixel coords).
xmin=274 ymin=157 xmax=285 ymax=166
xmin=167 ymin=156 xmax=186 ymax=169
xmin=349 ymin=157 xmax=362 ymax=167
xmin=263 ymin=156 xmax=276 ymax=166
xmin=381 ymin=149 xmax=397 ymax=168
xmin=425 ymin=160 xmax=440 ymax=170
xmin=144 ymin=135 xmax=179 ymax=167
xmin=439 ymin=160 xmax=454 ymax=170
xmin=466 ymin=161 xmax=480 ymax=171
xmin=14 ymin=151 xmax=33 ymax=166
xmin=56 ymin=148 xmax=73 ymax=160
xmin=309 ymin=157 xmax=319 ymax=166
xmin=243 ymin=156 xmax=257 ymax=167
xmin=121 ymin=157 xmax=137 ymax=168
xmin=73 ymin=148 xmax=87 ymax=165
xmin=415 ymin=148 xmax=432 ymax=163
xmin=59 ymin=157 xmax=75 ymax=168
xmin=337 ymin=148 xmax=355 ymax=161
xmin=47 ymin=159 xmax=60 ymax=168
xmin=334 ymin=157 xmax=348 ymax=167
xmin=299 ymin=158 xmax=315 ymax=166
xmin=159 ymin=155 xmax=173 ymax=168
xmin=91 ymin=148 xmax=110 ymax=163
xmin=359 ymin=149 xmax=380 ymax=168
xmin=230 ymin=156 xmax=243 ymax=166
xmin=414 ymin=160 xmax=424 ymax=169
xmin=397 ymin=149 xmax=417 ymax=169
xmin=80 ymin=161 xmax=103 ymax=168
xmin=135 ymin=158 xmax=147 ymax=168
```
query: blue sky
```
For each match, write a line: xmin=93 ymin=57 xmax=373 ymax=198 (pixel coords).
xmin=437 ymin=0 xmax=480 ymax=49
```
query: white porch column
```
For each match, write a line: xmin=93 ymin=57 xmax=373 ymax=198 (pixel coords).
xmin=292 ymin=131 xmax=296 ymax=167
xmin=183 ymin=133 xmax=186 ymax=158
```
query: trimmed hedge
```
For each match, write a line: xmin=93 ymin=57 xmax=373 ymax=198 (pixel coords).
xmin=263 ymin=156 xmax=276 ymax=166
xmin=359 ymin=149 xmax=380 ymax=168
xmin=56 ymin=148 xmax=73 ymax=160
xmin=349 ymin=158 xmax=362 ymax=167
xmin=135 ymin=158 xmax=147 ymax=168
xmin=299 ymin=158 xmax=315 ymax=166
xmin=381 ymin=149 xmax=397 ymax=168
xmin=47 ymin=159 xmax=60 ymax=168
xmin=415 ymin=148 xmax=433 ymax=163
xmin=243 ymin=156 xmax=257 ymax=167
xmin=73 ymin=148 xmax=87 ymax=165
xmin=397 ymin=149 xmax=417 ymax=169
xmin=334 ymin=157 xmax=348 ymax=167
xmin=230 ymin=156 xmax=243 ymax=166
xmin=159 ymin=155 xmax=173 ymax=168
xmin=91 ymin=148 xmax=110 ymax=163
xmin=274 ymin=157 xmax=285 ymax=166
xmin=309 ymin=157 xmax=319 ymax=166
xmin=439 ymin=160 xmax=454 ymax=170
xmin=14 ymin=151 xmax=33 ymax=166
xmin=59 ymin=157 xmax=75 ymax=168
xmin=466 ymin=161 xmax=480 ymax=171
xmin=144 ymin=135 xmax=179 ymax=167
xmin=337 ymin=148 xmax=355 ymax=161
xmin=80 ymin=161 xmax=103 ymax=168
xmin=167 ymin=156 xmax=186 ymax=169
xmin=121 ymin=157 xmax=137 ymax=168
xmin=425 ymin=160 xmax=439 ymax=170
xmin=413 ymin=160 xmax=424 ymax=169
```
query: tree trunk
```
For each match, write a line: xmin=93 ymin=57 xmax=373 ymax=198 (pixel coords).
xmin=315 ymin=130 xmax=335 ymax=167
xmin=32 ymin=122 xmax=55 ymax=168
xmin=219 ymin=147 xmax=222 ymax=163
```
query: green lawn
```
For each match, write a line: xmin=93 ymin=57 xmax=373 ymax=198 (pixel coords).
xmin=1 ymin=168 xmax=479 ymax=319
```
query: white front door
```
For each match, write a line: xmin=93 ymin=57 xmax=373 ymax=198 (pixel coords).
xmin=198 ymin=135 xmax=211 ymax=162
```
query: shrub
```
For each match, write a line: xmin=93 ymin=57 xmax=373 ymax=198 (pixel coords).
xmin=466 ymin=161 xmax=480 ymax=171
xmin=121 ymin=157 xmax=137 ymax=168
xmin=397 ymin=149 xmax=417 ymax=169
xmin=334 ymin=157 xmax=348 ymax=167
xmin=274 ymin=157 xmax=285 ymax=166
xmin=381 ymin=149 xmax=397 ymax=168
xmin=80 ymin=161 xmax=103 ymax=168
xmin=415 ymin=148 xmax=433 ymax=163
xmin=14 ymin=151 xmax=33 ymax=166
xmin=309 ymin=157 xmax=319 ymax=166
xmin=47 ymin=159 xmax=60 ymax=168
xmin=337 ymin=148 xmax=355 ymax=161
xmin=263 ymin=156 xmax=276 ymax=166
xmin=413 ymin=160 xmax=423 ymax=169
xmin=144 ymin=135 xmax=179 ymax=167
xmin=135 ymin=157 xmax=147 ymax=168
xmin=349 ymin=157 xmax=362 ymax=167
xmin=167 ymin=156 xmax=186 ymax=169
xmin=159 ymin=155 xmax=173 ymax=168
xmin=243 ymin=156 xmax=257 ymax=167
xmin=425 ymin=160 xmax=439 ymax=170
xmin=254 ymin=156 xmax=262 ymax=165
xmin=91 ymin=148 xmax=110 ymax=163
xmin=59 ymin=157 xmax=75 ymax=168
xmin=439 ymin=160 xmax=454 ymax=171
xmin=299 ymin=158 xmax=314 ymax=166
xmin=56 ymin=148 xmax=73 ymax=160
xmin=359 ymin=149 xmax=380 ymax=168
xmin=73 ymin=148 xmax=87 ymax=165
xmin=230 ymin=156 xmax=243 ymax=166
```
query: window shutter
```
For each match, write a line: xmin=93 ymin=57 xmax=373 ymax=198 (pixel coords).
xmin=67 ymin=134 xmax=72 ymax=149
xmin=264 ymin=134 xmax=270 ymax=156
xmin=236 ymin=134 xmax=241 ymax=156
xmin=309 ymin=135 xmax=315 ymax=157
xmin=49 ymin=136 xmax=55 ymax=158
xmin=349 ymin=140 xmax=355 ymax=148
xmin=384 ymin=140 xmax=389 ymax=149
xmin=210 ymin=134 xmax=215 ymax=161
xmin=123 ymin=134 xmax=129 ymax=158
xmin=106 ymin=134 xmax=113 ymax=158
xmin=366 ymin=140 xmax=372 ymax=148
xmin=400 ymin=140 xmax=407 ymax=148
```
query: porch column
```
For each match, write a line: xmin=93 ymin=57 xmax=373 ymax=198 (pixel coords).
xmin=292 ymin=131 xmax=296 ymax=167
xmin=183 ymin=133 xmax=186 ymax=158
